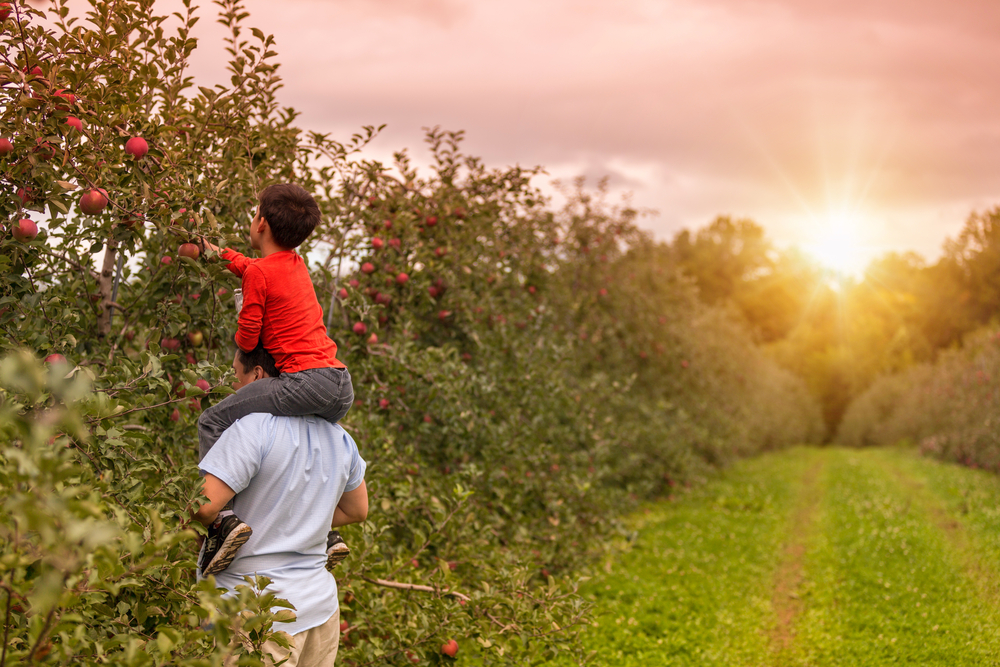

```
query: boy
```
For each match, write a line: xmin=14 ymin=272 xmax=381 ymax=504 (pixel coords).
xmin=196 ymin=183 xmax=354 ymax=576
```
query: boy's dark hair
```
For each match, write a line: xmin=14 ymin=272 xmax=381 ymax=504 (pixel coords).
xmin=258 ymin=183 xmax=321 ymax=249
xmin=237 ymin=342 xmax=281 ymax=378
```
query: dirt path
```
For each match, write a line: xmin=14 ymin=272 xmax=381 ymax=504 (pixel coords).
xmin=768 ymin=460 xmax=824 ymax=659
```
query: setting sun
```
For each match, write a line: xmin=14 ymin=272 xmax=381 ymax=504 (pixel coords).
xmin=804 ymin=212 xmax=866 ymax=275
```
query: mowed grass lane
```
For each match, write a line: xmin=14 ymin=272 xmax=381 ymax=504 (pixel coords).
xmin=788 ymin=449 xmax=1000 ymax=666
xmin=566 ymin=447 xmax=1000 ymax=666
xmin=565 ymin=448 xmax=821 ymax=666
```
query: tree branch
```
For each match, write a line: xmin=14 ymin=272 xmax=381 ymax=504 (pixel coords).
xmin=360 ymin=576 xmax=470 ymax=602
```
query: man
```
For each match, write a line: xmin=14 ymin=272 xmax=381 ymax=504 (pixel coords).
xmin=192 ymin=343 xmax=368 ymax=666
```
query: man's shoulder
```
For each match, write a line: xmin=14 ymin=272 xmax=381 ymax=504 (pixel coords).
xmin=235 ymin=413 xmax=348 ymax=437
xmin=232 ymin=412 xmax=274 ymax=427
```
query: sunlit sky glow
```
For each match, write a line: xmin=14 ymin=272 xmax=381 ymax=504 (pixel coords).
xmin=152 ymin=0 xmax=1000 ymax=272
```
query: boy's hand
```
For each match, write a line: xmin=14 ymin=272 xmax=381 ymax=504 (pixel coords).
xmin=198 ymin=236 xmax=223 ymax=256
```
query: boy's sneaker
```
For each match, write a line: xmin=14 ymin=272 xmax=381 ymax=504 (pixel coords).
xmin=200 ymin=514 xmax=253 ymax=576
xmin=325 ymin=530 xmax=350 ymax=571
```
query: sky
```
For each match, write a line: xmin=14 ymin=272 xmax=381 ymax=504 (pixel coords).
xmin=169 ymin=0 xmax=1000 ymax=273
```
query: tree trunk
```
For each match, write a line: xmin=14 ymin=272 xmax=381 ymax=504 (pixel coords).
xmin=97 ymin=238 xmax=118 ymax=337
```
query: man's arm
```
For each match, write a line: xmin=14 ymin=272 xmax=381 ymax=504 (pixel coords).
xmin=191 ymin=474 xmax=237 ymax=526
xmin=332 ymin=480 xmax=368 ymax=527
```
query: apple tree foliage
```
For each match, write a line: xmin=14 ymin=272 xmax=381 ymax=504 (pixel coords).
xmin=0 ymin=0 xmax=823 ymax=664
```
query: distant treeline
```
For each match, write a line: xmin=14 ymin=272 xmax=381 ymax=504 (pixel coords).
xmin=662 ymin=208 xmax=1000 ymax=434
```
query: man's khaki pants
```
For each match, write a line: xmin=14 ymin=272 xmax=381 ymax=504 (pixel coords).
xmin=226 ymin=609 xmax=340 ymax=667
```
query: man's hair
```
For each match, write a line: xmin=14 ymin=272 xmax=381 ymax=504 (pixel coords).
xmin=258 ymin=183 xmax=321 ymax=249
xmin=237 ymin=342 xmax=281 ymax=378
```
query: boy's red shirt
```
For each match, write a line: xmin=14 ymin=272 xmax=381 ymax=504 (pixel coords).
xmin=221 ymin=248 xmax=345 ymax=372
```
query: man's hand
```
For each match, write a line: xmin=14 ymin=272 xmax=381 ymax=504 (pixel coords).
xmin=191 ymin=474 xmax=237 ymax=526
xmin=332 ymin=480 xmax=368 ymax=527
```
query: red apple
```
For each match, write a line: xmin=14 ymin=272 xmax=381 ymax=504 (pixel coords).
xmin=65 ymin=116 xmax=83 ymax=132
xmin=161 ymin=337 xmax=181 ymax=351
xmin=44 ymin=353 xmax=66 ymax=365
xmin=187 ymin=330 xmax=204 ymax=347
xmin=79 ymin=188 xmax=109 ymax=215
xmin=423 ymin=414 xmax=432 ymax=423
xmin=388 ymin=238 xmax=401 ymax=250
xmin=367 ymin=333 xmax=378 ymax=345
xmin=371 ymin=237 xmax=384 ymax=250
xmin=125 ymin=136 xmax=148 ymax=158
xmin=34 ymin=140 xmax=56 ymax=161
xmin=352 ymin=322 xmax=367 ymax=335
xmin=186 ymin=353 xmax=197 ymax=365
xmin=361 ymin=262 xmax=375 ymax=274
xmin=441 ymin=639 xmax=458 ymax=658
xmin=340 ymin=620 xmax=349 ymax=634
xmin=169 ymin=408 xmax=180 ymax=422
xmin=428 ymin=286 xmax=440 ymax=299
xmin=178 ymin=243 xmax=200 ymax=260
xmin=217 ymin=288 xmax=229 ymax=296
xmin=453 ymin=206 xmax=466 ymax=219
xmin=338 ymin=288 xmax=349 ymax=299
xmin=379 ymin=398 xmax=390 ymax=409
xmin=375 ymin=293 xmax=391 ymax=305
xmin=383 ymin=219 xmax=392 ymax=229
xmin=53 ymin=89 xmax=76 ymax=109
xmin=12 ymin=219 xmax=38 ymax=241
xmin=395 ymin=272 xmax=409 ymax=285
xmin=0 ymin=4 xmax=11 ymax=21
xmin=438 ymin=310 xmax=451 ymax=320
xmin=598 ymin=288 xmax=607 ymax=297
xmin=349 ymin=279 xmax=360 ymax=288
xmin=0 ymin=138 xmax=12 ymax=155
xmin=160 ymin=256 xmax=173 ymax=265
xmin=188 ymin=397 xmax=201 ymax=412
xmin=435 ymin=246 xmax=447 ymax=257
xmin=196 ymin=379 xmax=210 ymax=392
xmin=426 ymin=216 xmax=437 ymax=227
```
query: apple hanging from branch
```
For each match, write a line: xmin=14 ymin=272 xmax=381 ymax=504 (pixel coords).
xmin=12 ymin=219 xmax=38 ymax=242
xmin=79 ymin=188 xmax=108 ymax=215
xmin=125 ymin=136 xmax=148 ymax=158
xmin=440 ymin=639 xmax=458 ymax=658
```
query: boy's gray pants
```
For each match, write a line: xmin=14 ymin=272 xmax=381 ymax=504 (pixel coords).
xmin=197 ymin=366 xmax=353 ymax=461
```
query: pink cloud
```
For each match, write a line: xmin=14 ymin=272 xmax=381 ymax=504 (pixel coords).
xmin=165 ymin=0 xmax=1000 ymax=263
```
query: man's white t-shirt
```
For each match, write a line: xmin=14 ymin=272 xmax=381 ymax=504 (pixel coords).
xmin=198 ymin=413 xmax=366 ymax=635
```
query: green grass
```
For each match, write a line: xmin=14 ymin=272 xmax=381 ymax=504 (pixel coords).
xmin=789 ymin=449 xmax=1000 ymax=665
xmin=566 ymin=447 xmax=821 ymax=666
xmin=564 ymin=447 xmax=1000 ymax=666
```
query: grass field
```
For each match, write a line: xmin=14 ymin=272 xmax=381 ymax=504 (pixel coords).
xmin=569 ymin=447 xmax=1000 ymax=666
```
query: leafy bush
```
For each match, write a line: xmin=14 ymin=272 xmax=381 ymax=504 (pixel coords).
xmin=838 ymin=327 xmax=1000 ymax=473
xmin=0 ymin=1 xmax=822 ymax=664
